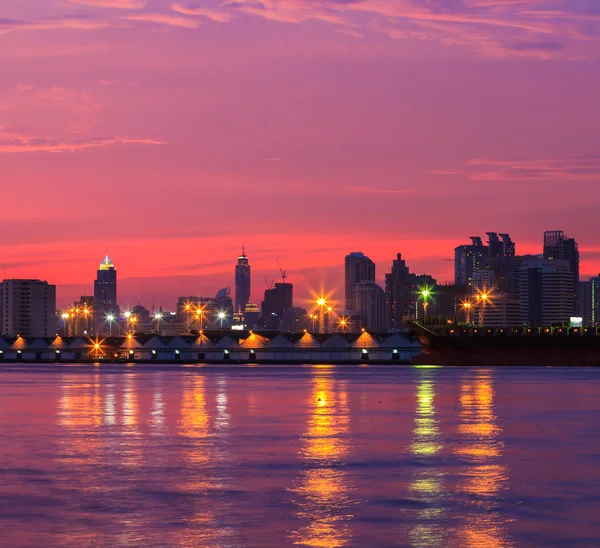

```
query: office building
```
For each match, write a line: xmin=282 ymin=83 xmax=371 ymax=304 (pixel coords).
xmin=67 ymin=295 xmax=95 ymax=337
xmin=345 ymin=252 xmax=375 ymax=311
xmin=385 ymin=253 xmax=411 ymax=330
xmin=480 ymin=294 xmax=520 ymax=327
xmin=235 ymin=246 xmax=251 ymax=313
xmin=487 ymin=232 xmax=516 ymax=258
xmin=454 ymin=237 xmax=488 ymax=293
xmin=0 ymin=279 xmax=56 ymax=337
xmin=353 ymin=281 xmax=387 ymax=332
xmin=262 ymin=282 xmax=293 ymax=330
xmin=94 ymin=255 xmax=118 ymax=335
xmin=579 ymin=277 xmax=599 ymax=327
xmin=543 ymin=231 xmax=579 ymax=314
xmin=519 ymin=258 xmax=574 ymax=327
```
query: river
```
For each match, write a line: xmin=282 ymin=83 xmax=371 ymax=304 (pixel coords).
xmin=1 ymin=364 xmax=599 ymax=547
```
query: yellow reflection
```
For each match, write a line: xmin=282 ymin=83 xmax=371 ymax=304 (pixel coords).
xmin=408 ymin=372 xmax=446 ymax=548
xmin=291 ymin=374 xmax=355 ymax=547
xmin=454 ymin=371 xmax=511 ymax=547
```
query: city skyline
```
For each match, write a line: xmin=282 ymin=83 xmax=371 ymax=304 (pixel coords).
xmin=2 ymin=1 xmax=600 ymax=309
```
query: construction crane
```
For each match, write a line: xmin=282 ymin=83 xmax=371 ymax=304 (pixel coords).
xmin=276 ymin=259 xmax=287 ymax=283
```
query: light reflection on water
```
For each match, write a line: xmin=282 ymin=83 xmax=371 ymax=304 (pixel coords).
xmin=2 ymin=365 xmax=600 ymax=546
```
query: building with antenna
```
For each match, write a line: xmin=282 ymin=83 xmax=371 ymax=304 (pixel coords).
xmin=94 ymin=254 xmax=119 ymax=335
xmin=235 ymin=246 xmax=251 ymax=313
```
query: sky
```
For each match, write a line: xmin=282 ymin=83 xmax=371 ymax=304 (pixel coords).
xmin=1 ymin=0 xmax=599 ymax=309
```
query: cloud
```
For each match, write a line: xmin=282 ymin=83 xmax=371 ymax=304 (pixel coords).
xmin=121 ymin=12 xmax=200 ymax=28
xmin=0 ymin=15 xmax=111 ymax=34
xmin=68 ymin=0 xmax=147 ymax=8
xmin=171 ymin=3 xmax=234 ymax=22
xmin=432 ymin=156 xmax=600 ymax=182
xmin=97 ymin=79 xmax=139 ymax=86
xmin=0 ymin=128 xmax=166 ymax=153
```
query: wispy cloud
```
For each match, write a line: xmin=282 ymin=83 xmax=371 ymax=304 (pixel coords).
xmin=431 ymin=156 xmax=600 ymax=181
xmin=121 ymin=12 xmax=200 ymax=28
xmin=0 ymin=127 xmax=166 ymax=153
xmin=0 ymin=15 xmax=110 ymax=34
xmin=68 ymin=0 xmax=147 ymax=8
xmin=171 ymin=3 xmax=233 ymax=22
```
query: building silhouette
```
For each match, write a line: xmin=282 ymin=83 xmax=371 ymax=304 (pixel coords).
xmin=235 ymin=246 xmax=251 ymax=313
xmin=0 ymin=279 xmax=56 ymax=337
xmin=262 ymin=282 xmax=293 ymax=330
xmin=353 ymin=281 xmax=387 ymax=332
xmin=579 ymin=276 xmax=599 ymax=327
xmin=385 ymin=253 xmax=411 ymax=330
xmin=454 ymin=237 xmax=488 ymax=294
xmin=345 ymin=252 xmax=375 ymax=312
xmin=94 ymin=255 xmax=118 ymax=335
xmin=543 ymin=231 xmax=579 ymax=315
xmin=519 ymin=257 xmax=574 ymax=327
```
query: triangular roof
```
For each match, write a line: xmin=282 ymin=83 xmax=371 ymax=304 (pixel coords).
xmin=68 ymin=337 xmax=91 ymax=349
xmin=10 ymin=337 xmax=29 ymax=350
xmin=120 ymin=336 xmax=143 ymax=350
xmin=166 ymin=336 xmax=191 ymax=349
xmin=295 ymin=333 xmax=321 ymax=349
xmin=29 ymin=338 xmax=51 ymax=349
xmin=142 ymin=335 xmax=169 ymax=349
xmin=189 ymin=334 xmax=214 ymax=349
xmin=379 ymin=332 xmax=417 ymax=348
xmin=0 ymin=338 xmax=11 ymax=349
xmin=49 ymin=336 xmax=68 ymax=349
xmin=240 ymin=333 xmax=269 ymax=349
xmin=268 ymin=334 xmax=295 ymax=349
xmin=321 ymin=334 xmax=351 ymax=349
xmin=351 ymin=332 xmax=380 ymax=348
xmin=214 ymin=335 xmax=239 ymax=349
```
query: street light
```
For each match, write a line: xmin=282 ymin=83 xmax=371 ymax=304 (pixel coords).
xmin=419 ymin=286 xmax=433 ymax=321
xmin=106 ymin=314 xmax=115 ymax=337
xmin=217 ymin=311 xmax=226 ymax=329
xmin=154 ymin=312 xmax=163 ymax=334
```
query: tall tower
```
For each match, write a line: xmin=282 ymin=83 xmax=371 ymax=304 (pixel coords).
xmin=385 ymin=253 xmax=411 ymax=330
xmin=345 ymin=252 xmax=376 ymax=312
xmin=94 ymin=254 xmax=118 ymax=335
xmin=235 ymin=246 xmax=251 ymax=312
xmin=543 ymin=231 xmax=579 ymax=314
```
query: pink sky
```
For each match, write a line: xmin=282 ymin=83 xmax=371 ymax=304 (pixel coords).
xmin=1 ymin=0 xmax=599 ymax=308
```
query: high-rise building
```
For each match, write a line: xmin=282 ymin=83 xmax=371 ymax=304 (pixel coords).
xmin=487 ymin=232 xmax=516 ymax=258
xmin=385 ymin=253 xmax=411 ymax=330
xmin=94 ymin=255 xmax=118 ymax=335
xmin=262 ymin=282 xmax=293 ymax=330
xmin=344 ymin=252 xmax=375 ymax=311
xmin=67 ymin=296 xmax=95 ymax=337
xmin=353 ymin=281 xmax=387 ymax=332
xmin=235 ymin=246 xmax=251 ymax=312
xmin=543 ymin=231 xmax=579 ymax=314
xmin=579 ymin=277 xmax=600 ymax=327
xmin=0 ymin=279 xmax=57 ymax=337
xmin=454 ymin=237 xmax=488 ymax=293
xmin=519 ymin=258 xmax=574 ymax=327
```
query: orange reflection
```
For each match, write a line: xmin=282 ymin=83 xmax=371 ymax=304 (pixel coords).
xmin=408 ymin=371 xmax=446 ymax=547
xmin=454 ymin=371 xmax=511 ymax=547
xmin=290 ymin=373 xmax=355 ymax=547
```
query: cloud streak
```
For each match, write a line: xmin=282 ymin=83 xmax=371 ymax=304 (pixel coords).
xmin=69 ymin=0 xmax=147 ymax=8
xmin=121 ymin=12 xmax=200 ymax=28
xmin=0 ymin=128 xmax=166 ymax=153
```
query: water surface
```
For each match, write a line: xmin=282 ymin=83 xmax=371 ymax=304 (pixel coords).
xmin=1 ymin=364 xmax=599 ymax=547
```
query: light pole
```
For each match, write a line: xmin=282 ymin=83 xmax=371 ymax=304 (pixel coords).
xmin=317 ymin=298 xmax=326 ymax=334
xmin=461 ymin=302 xmax=472 ymax=325
xmin=419 ymin=287 xmax=432 ymax=322
xmin=106 ymin=314 xmax=115 ymax=337
xmin=217 ymin=311 xmax=226 ymax=329
xmin=154 ymin=312 xmax=163 ymax=335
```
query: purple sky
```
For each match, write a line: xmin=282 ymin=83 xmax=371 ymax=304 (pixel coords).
xmin=1 ymin=0 xmax=599 ymax=308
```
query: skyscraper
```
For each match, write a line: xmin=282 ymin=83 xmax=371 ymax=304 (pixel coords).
xmin=344 ymin=252 xmax=375 ymax=311
xmin=543 ymin=230 xmax=579 ymax=314
xmin=94 ymin=254 xmax=118 ymax=335
xmin=235 ymin=246 xmax=251 ymax=313
xmin=579 ymin=277 xmax=600 ymax=327
xmin=385 ymin=253 xmax=411 ymax=330
xmin=353 ymin=281 xmax=387 ymax=332
xmin=519 ymin=258 xmax=574 ymax=327
xmin=454 ymin=237 xmax=488 ymax=293
xmin=0 ymin=279 xmax=57 ymax=337
xmin=262 ymin=282 xmax=293 ymax=330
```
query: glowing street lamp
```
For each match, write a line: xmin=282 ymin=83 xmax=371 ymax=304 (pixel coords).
xmin=461 ymin=302 xmax=473 ymax=324
xmin=106 ymin=314 xmax=115 ymax=337
xmin=154 ymin=312 xmax=163 ymax=334
xmin=418 ymin=286 xmax=434 ymax=321
xmin=217 ymin=311 xmax=226 ymax=329
xmin=316 ymin=297 xmax=328 ymax=334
